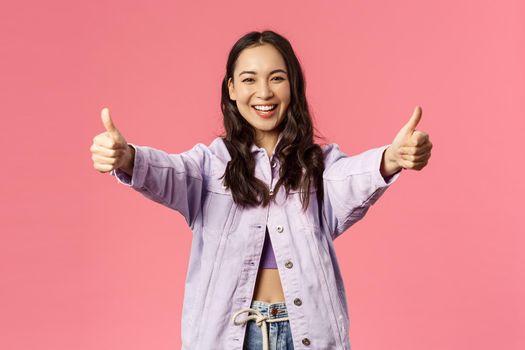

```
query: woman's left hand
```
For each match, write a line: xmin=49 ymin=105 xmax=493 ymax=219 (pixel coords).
xmin=386 ymin=106 xmax=433 ymax=171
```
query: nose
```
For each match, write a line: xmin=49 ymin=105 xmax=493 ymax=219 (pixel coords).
xmin=256 ymin=80 xmax=274 ymax=99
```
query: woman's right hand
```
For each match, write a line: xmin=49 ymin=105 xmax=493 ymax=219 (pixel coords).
xmin=90 ymin=107 xmax=135 ymax=175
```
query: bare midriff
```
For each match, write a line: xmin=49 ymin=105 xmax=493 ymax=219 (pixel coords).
xmin=252 ymin=268 xmax=285 ymax=303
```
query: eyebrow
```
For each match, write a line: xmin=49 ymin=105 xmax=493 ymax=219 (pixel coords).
xmin=239 ymin=69 xmax=288 ymax=77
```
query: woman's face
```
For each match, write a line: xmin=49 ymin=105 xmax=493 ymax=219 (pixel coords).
xmin=228 ymin=43 xmax=291 ymax=140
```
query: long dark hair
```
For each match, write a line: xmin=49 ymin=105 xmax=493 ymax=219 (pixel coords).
xmin=219 ymin=30 xmax=326 ymax=211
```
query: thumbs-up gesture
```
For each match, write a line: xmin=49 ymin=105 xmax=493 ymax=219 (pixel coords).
xmin=383 ymin=106 xmax=432 ymax=174
xmin=90 ymin=107 xmax=134 ymax=174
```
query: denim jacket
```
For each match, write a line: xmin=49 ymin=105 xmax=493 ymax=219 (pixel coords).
xmin=110 ymin=133 xmax=401 ymax=349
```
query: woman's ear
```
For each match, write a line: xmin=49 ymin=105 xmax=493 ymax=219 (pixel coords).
xmin=228 ymin=77 xmax=236 ymax=101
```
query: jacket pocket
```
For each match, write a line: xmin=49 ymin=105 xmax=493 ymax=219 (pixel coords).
xmin=202 ymin=178 xmax=235 ymax=233
xmin=286 ymin=181 xmax=317 ymax=194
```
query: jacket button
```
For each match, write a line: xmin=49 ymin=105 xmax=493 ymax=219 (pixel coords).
xmin=294 ymin=298 xmax=302 ymax=306
xmin=276 ymin=225 xmax=284 ymax=233
xmin=285 ymin=261 xmax=293 ymax=269
xmin=302 ymin=338 xmax=311 ymax=346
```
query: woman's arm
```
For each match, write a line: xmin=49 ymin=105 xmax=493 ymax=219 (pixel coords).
xmin=110 ymin=142 xmax=208 ymax=229
xmin=322 ymin=143 xmax=402 ymax=240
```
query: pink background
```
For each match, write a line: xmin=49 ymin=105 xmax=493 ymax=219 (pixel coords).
xmin=1 ymin=0 xmax=524 ymax=349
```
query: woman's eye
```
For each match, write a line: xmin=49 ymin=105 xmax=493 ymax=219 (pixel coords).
xmin=242 ymin=77 xmax=285 ymax=83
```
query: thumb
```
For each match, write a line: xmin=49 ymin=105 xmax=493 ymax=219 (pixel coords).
xmin=403 ymin=105 xmax=422 ymax=134
xmin=101 ymin=107 xmax=120 ymax=137
xmin=391 ymin=105 xmax=423 ymax=148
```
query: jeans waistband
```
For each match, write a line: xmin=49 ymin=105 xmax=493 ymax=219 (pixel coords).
xmin=249 ymin=300 xmax=289 ymax=319
xmin=231 ymin=300 xmax=290 ymax=350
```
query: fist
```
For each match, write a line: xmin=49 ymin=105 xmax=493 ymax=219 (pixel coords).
xmin=90 ymin=107 xmax=132 ymax=173
xmin=389 ymin=106 xmax=432 ymax=171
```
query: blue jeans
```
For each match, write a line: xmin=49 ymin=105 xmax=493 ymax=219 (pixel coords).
xmin=242 ymin=300 xmax=295 ymax=350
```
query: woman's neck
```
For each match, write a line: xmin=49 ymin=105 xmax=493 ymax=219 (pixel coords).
xmin=254 ymin=131 xmax=280 ymax=158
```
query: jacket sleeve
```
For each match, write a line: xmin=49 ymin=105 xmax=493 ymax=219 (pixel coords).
xmin=109 ymin=142 xmax=208 ymax=229
xmin=322 ymin=143 xmax=402 ymax=240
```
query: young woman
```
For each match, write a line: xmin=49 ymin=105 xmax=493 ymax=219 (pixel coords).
xmin=90 ymin=30 xmax=432 ymax=350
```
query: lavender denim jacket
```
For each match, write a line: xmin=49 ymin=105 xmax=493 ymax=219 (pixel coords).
xmin=110 ymin=134 xmax=401 ymax=349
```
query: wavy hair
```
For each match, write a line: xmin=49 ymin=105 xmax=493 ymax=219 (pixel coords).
xmin=219 ymin=30 xmax=327 ymax=211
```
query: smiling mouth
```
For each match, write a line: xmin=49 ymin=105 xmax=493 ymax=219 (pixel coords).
xmin=252 ymin=104 xmax=278 ymax=111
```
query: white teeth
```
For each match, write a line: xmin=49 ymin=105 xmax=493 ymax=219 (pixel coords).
xmin=253 ymin=105 xmax=277 ymax=111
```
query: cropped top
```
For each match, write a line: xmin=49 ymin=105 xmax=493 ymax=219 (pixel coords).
xmin=259 ymin=226 xmax=277 ymax=269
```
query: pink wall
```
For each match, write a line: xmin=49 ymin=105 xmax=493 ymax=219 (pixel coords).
xmin=1 ymin=0 xmax=523 ymax=349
